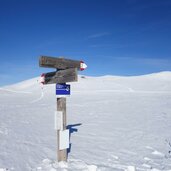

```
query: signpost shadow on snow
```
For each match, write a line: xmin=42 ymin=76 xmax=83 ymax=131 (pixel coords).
xmin=66 ymin=123 xmax=82 ymax=154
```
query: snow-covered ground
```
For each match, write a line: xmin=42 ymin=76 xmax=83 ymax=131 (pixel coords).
xmin=0 ymin=71 xmax=171 ymax=171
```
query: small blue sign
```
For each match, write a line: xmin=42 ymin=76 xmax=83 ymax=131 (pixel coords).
xmin=56 ymin=83 xmax=70 ymax=95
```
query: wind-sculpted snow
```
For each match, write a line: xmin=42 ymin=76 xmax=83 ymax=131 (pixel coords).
xmin=0 ymin=72 xmax=171 ymax=171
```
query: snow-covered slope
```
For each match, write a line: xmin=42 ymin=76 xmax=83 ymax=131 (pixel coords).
xmin=0 ymin=72 xmax=171 ymax=171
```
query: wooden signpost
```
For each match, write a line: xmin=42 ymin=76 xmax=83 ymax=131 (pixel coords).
xmin=41 ymin=68 xmax=78 ymax=84
xmin=39 ymin=56 xmax=85 ymax=70
xmin=39 ymin=55 xmax=87 ymax=162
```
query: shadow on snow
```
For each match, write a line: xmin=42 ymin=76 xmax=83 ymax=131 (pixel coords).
xmin=66 ymin=123 xmax=82 ymax=155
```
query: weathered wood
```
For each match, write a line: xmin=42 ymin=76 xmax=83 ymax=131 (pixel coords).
xmin=43 ymin=68 xmax=77 ymax=84
xmin=57 ymin=97 xmax=67 ymax=162
xmin=39 ymin=56 xmax=81 ymax=70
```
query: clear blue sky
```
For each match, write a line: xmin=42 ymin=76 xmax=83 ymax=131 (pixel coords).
xmin=0 ymin=0 xmax=171 ymax=86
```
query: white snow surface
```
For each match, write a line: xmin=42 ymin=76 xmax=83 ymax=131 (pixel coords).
xmin=0 ymin=71 xmax=171 ymax=170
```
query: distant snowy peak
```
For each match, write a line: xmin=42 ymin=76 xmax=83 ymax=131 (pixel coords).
xmin=143 ymin=71 xmax=171 ymax=80
xmin=77 ymin=71 xmax=171 ymax=92
xmin=94 ymin=71 xmax=171 ymax=79
xmin=6 ymin=77 xmax=40 ymax=90
xmin=80 ymin=71 xmax=171 ymax=80
xmin=3 ymin=71 xmax=171 ymax=92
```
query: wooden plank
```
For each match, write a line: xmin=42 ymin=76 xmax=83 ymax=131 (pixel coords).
xmin=57 ymin=97 xmax=67 ymax=162
xmin=39 ymin=56 xmax=81 ymax=70
xmin=43 ymin=68 xmax=78 ymax=84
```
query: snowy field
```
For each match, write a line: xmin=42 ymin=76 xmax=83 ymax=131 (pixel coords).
xmin=0 ymin=72 xmax=171 ymax=171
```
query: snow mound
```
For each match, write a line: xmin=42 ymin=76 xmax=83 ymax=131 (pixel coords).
xmin=34 ymin=159 xmax=98 ymax=171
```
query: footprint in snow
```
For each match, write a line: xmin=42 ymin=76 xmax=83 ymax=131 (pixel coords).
xmin=145 ymin=146 xmax=165 ymax=158
xmin=125 ymin=166 xmax=136 ymax=171
xmin=145 ymin=146 xmax=155 ymax=151
xmin=151 ymin=150 xmax=165 ymax=158
xmin=0 ymin=127 xmax=8 ymax=135
xmin=111 ymin=154 xmax=119 ymax=160
xmin=142 ymin=163 xmax=152 ymax=169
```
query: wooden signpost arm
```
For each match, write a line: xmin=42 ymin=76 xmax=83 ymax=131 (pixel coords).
xmin=43 ymin=68 xmax=78 ymax=84
xmin=39 ymin=56 xmax=81 ymax=70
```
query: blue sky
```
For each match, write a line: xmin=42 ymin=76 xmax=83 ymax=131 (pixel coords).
xmin=0 ymin=0 xmax=171 ymax=86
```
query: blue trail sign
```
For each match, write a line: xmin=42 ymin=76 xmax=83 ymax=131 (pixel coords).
xmin=56 ymin=83 xmax=70 ymax=95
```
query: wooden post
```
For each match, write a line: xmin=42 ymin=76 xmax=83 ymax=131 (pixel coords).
xmin=57 ymin=97 xmax=67 ymax=162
